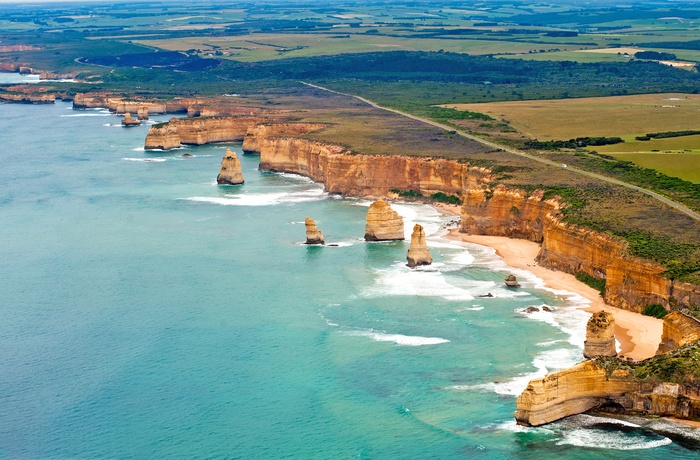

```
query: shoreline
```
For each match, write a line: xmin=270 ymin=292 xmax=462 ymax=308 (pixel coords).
xmin=445 ymin=230 xmax=663 ymax=361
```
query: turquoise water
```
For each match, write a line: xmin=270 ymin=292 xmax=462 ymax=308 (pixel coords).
xmin=0 ymin=100 xmax=698 ymax=458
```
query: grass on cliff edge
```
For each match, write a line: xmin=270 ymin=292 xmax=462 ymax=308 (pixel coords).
xmin=597 ymin=343 xmax=700 ymax=384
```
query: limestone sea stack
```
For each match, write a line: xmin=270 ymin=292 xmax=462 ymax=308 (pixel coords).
xmin=121 ymin=113 xmax=141 ymax=127
xmin=583 ymin=311 xmax=617 ymax=358
xmin=216 ymin=149 xmax=245 ymax=185
xmin=364 ymin=200 xmax=404 ymax=241
xmin=304 ymin=217 xmax=325 ymax=245
xmin=137 ymin=107 xmax=149 ymax=120
xmin=406 ymin=224 xmax=432 ymax=268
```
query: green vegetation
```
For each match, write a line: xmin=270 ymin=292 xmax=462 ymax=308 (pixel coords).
xmin=597 ymin=344 xmax=700 ymax=384
xmin=636 ymin=130 xmax=700 ymax=141
xmin=525 ymin=137 xmax=623 ymax=150
xmin=429 ymin=192 xmax=461 ymax=205
xmin=575 ymin=272 xmax=606 ymax=296
xmin=642 ymin=304 xmax=669 ymax=319
xmin=634 ymin=51 xmax=677 ymax=61
xmin=428 ymin=107 xmax=493 ymax=122
xmin=390 ymin=189 xmax=424 ymax=199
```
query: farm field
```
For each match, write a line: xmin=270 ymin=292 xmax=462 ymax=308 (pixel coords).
xmin=445 ymin=93 xmax=700 ymax=139
xmin=609 ymin=152 xmax=700 ymax=183
xmin=136 ymin=33 xmax=591 ymax=62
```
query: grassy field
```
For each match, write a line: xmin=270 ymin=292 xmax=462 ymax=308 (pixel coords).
xmin=445 ymin=93 xmax=700 ymax=139
xmin=608 ymin=152 xmax=700 ymax=183
xmin=136 ymin=33 xmax=592 ymax=62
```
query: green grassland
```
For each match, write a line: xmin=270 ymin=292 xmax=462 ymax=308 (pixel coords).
xmin=607 ymin=153 xmax=700 ymax=183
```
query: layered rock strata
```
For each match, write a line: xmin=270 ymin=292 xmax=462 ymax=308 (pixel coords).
xmin=242 ymin=123 xmax=327 ymax=153
xmin=304 ymin=217 xmax=325 ymax=245
xmin=73 ymin=93 xmax=199 ymax=113
xmin=515 ymin=358 xmax=700 ymax=426
xmin=216 ymin=149 xmax=245 ymax=185
xmin=137 ymin=107 xmax=149 ymax=120
xmin=145 ymin=116 xmax=266 ymax=150
xmin=364 ymin=200 xmax=404 ymax=241
xmin=583 ymin=311 xmax=617 ymax=358
xmin=657 ymin=312 xmax=700 ymax=354
xmin=406 ymin=224 xmax=432 ymax=268
xmin=461 ymin=185 xmax=700 ymax=311
xmin=0 ymin=92 xmax=55 ymax=104
xmin=259 ymin=137 xmax=491 ymax=198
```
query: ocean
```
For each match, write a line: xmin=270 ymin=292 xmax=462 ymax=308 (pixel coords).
xmin=1 ymin=84 xmax=698 ymax=458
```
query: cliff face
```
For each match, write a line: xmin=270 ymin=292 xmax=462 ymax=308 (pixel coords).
xmin=259 ymin=137 xmax=491 ymax=198
xmin=216 ymin=149 xmax=245 ymax=185
xmin=0 ymin=92 xmax=55 ymax=104
xmin=145 ymin=116 xmax=266 ymax=150
xmin=72 ymin=93 xmax=198 ymax=113
xmin=242 ymin=123 xmax=327 ymax=153
xmin=657 ymin=312 xmax=700 ymax=354
xmin=364 ymin=200 xmax=405 ymax=241
xmin=515 ymin=360 xmax=700 ymax=426
xmin=145 ymin=122 xmax=181 ymax=150
xmin=460 ymin=186 xmax=698 ymax=312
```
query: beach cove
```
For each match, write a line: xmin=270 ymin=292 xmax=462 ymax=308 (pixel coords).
xmin=0 ymin=99 xmax=698 ymax=457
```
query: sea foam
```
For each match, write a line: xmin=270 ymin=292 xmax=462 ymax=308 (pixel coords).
xmin=342 ymin=329 xmax=450 ymax=346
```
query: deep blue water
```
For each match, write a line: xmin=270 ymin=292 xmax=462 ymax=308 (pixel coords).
xmin=0 ymin=98 xmax=698 ymax=458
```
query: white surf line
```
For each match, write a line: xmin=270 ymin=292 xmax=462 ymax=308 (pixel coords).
xmin=300 ymin=82 xmax=700 ymax=222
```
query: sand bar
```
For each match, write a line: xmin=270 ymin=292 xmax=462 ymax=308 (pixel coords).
xmin=447 ymin=231 xmax=664 ymax=361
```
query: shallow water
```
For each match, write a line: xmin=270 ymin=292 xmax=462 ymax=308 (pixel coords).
xmin=0 ymin=101 xmax=697 ymax=458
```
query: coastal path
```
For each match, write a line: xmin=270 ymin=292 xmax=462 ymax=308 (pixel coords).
xmin=301 ymin=82 xmax=700 ymax=222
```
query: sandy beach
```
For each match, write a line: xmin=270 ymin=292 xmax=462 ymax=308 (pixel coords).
xmin=447 ymin=230 xmax=664 ymax=361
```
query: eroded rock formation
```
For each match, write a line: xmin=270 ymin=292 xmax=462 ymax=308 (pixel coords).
xmin=304 ymin=217 xmax=325 ymax=245
xmin=121 ymin=113 xmax=141 ymax=127
xmin=583 ymin=311 xmax=617 ymax=358
xmin=137 ymin=107 xmax=149 ymax=120
xmin=657 ymin=312 xmax=700 ymax=354
xmin=406 ymin=224 xmax=432 ymax=268
xmin=145 ymin=116 xmax=266 ymax=150
xmin=216 ymin=149 xmax=244 ymax=185
xmin=364 ymin=200 xmax=404 ymax=241
xmin=0 ymin=92 xmax=55 ymax=104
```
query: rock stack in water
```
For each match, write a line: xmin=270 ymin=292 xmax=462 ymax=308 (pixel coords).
xmin=406 ymin=224 xmax=432 ymax=268
xmin=583 ymin=311 xmax=617 ymax=358
xmin=121 ymin=113 xmax=141 ymax=127
xmin=364 ymin=200 xmax=404 ymax=241
xmin=137 ymin=107 xmax=149 ymax=120
xmin=304 ymin=217 xmax=325 ymax=245
xmin=216 ymin=148 xmax=245 ymax=185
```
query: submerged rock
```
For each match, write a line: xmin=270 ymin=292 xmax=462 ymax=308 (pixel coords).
xmin=524 ymin=306 xmax=540 ymax=313
xmin=304 ymin=217 xmax=325 ymax=245
xmin=406 ymin=224 xmax=432 ymax=268
xmin=216 ymin=148 xmax=244 ymax=185
xmin=364 ymin=200 xmax=404 ymax=241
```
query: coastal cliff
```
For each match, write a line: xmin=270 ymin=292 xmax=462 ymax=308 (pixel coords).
xmin=145 ymin=116 xmax=266 ymax=150
xmin=259 ymin=137 xmax=491 ymax=198
xmin=73 ymin=93 xmax=198 ymax=114
xmin=657 ymin=312 xmax=700 ymax=354
xmin=0 ymin=92 xmax=55 ymax=104
xmin=242 ymin=123 xmax=327 ymax=153
xmin=461 ymin=185 xmax=700 ymax=312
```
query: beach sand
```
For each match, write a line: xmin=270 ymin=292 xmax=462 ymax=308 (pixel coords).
xmin=447 ymin=231 xmax=664 ymax=361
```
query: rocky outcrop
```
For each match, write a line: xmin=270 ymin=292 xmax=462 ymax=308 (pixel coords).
xmin=137 ymin=107 xmax=149 ymax=120
xmin=304 ymin=217 xmax=325 ymax=245
xmin=144 ymin=116 xmax=266 ymax=150
xmin=259 ymin=137 xmax=491 ymax=198
xmin=0 ymin=92 xmax=55 ymax=104
xmin=505 ymin=275 xmax=521 ymax=287
xmin=72 ymin=93 xmax=198 ymax=113
xmin=216 ymin=149 xmax=244 ymax=185
xmin=515 ymin=357 xmax=700 ymax=426
xmin=121 ymin=113 xmax=141 ymax=127
xmin=242 ymin=123 xmax=327 ymax=153
xmin=657 ymin=312 xmax=700 ymax=354
xmin=144 ymin=122 xmax=181 ymax=150
xmin=460 ymin=185 xmax=700 ymax=312
xmin=364 ymin=200 xmax=404 ymax=241
xmin=406 ymin=224 xmax=432 ymax=268
xmin=515 ymin=361 xmax=638 ymax=426
xmin=584 ymin=311 xmax=617 ymax=358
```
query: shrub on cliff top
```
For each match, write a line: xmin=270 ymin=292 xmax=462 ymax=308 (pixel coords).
xmin=642 ymin=304 xmax=668 ymax=319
